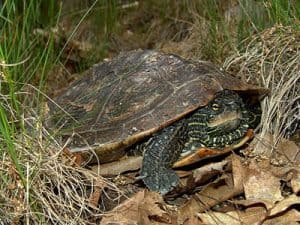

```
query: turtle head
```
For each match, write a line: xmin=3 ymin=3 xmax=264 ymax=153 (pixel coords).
xmin=203 ymin=89 xmax=245 ymax=135
xmin=184 ymin=89 xmax=253 ymax=152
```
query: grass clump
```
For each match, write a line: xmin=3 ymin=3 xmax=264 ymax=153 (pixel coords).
xmin=0 ymin=1 xmax=119 ymax=224
xmin=164 ymin=0 xmax=300 ymax=63
xmin=0 ymin=87 xmax=121 ymax=224
xmin=224 ymin=25 xmax=299 ymax=154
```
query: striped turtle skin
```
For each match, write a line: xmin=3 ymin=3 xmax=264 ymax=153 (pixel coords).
xmin=182 ymin=89 xmax=260 ymax=155
xmin=141 ymin=121 xmax=188 ymax=195
xmin=141 ymin=90 xmax=261 ymax=194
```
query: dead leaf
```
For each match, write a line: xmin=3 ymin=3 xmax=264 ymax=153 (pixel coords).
xmin=243 ymin=160 xmax=283 ymax=209
xmin=177 ymin=170 xmax=192 ymax=178
xmin=182 ymin=215 xmax=204 ymax=225
xmin=178 ymin=174 xmax=243 ymax=224
xmin=277 ymin=138 xmax=300 ymax=163
xmin=198 ymin=211 xmax=242 ymax=225
xmin=197 ymin=206 xmax=267 ymax=225
xmin=62 ymin=148 xmax=83 ymax=166
xmin=177 ymin=155 xmax=246 ymax=224
xmin=291 ymin=170 xmax=300 ymax=193
xmin=231 ymin=154 xmax=246 ymax=191
xmin=262 ymin=209 xmax=300 ymax=225
xmin=249 ymin=133 xmax=274 ymax=157
xmin=233 ymin=199 xmax=267 ymax=207
xmin=192 ymin=159 xmax=229 ymax=184
xmin=92 ymin=156 xmax=143 ymax=176
xmin=269 ymin=194 xmax=300 ymax=216
xmin=89 ymin=181 xmax=104 ymax=207
xmin=243 ymin=206 xmax=268 ymax=224
xmin=178 ymin=197 xmax=201 ymax=224
xmin=100 ymin=190 xmax=174 ymax=225
xmin=249 ymin=133 xmax=300 ymax=166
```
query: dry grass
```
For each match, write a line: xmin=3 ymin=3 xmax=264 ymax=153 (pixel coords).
xmin=0 ymin=87 xmax=122 ymax=224
xmin=224 ymin=25 xmax=299 ymax=152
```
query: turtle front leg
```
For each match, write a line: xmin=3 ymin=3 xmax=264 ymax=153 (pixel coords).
xmin=140 ymin=121 xmax=188 ymax=195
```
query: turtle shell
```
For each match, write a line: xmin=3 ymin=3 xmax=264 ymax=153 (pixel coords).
xmin=47 ymin=50 xmax=267 ymax=163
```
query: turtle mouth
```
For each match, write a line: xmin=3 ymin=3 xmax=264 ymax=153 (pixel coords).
xmin=207 ymin=111 xmax=242 ymax=129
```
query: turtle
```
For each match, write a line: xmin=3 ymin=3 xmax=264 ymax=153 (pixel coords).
xmin=47 ymin=50 xmax=267 ymax=194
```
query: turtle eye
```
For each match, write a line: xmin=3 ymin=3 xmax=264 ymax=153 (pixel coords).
xmin=212 ymin=103 xmax=220 ymax=111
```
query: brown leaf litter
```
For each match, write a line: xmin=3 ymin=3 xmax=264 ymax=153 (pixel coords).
xmin=100 ymin=190 xmax=176 ymax=225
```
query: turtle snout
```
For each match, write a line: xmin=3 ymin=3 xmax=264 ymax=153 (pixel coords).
xmin=207 ymin=110 xmax=241 ymax=129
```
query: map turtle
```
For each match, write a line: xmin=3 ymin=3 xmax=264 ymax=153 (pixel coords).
xmin=47 ymin=50 xmax=266 ymax=194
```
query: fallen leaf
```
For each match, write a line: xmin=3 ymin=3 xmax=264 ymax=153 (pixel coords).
xmin=198 ymin=211 xmax=242 ymax=225
xmin=269 ymin=194 xmax=300 ymax=216
xmin=233 ymin=199 xmax=267 ymax=207
xmin=249 ymin=133 xmax=300 ymax=166
xmin=178 ymin=197 xmax=201 ymax=224
xmin=62 ymin=148 xmax=83 ymax=166
xmin=91 ymin=156 xmax=143 ymax=175
xmin=176 ymin=170 xmax=192 ymax=178
xmin=177 ymin=155 xmax=246 ymax=224
xmin=243 ymin=206 xmax=267 ymax=224
xmin=192 ymin=159 xmax=229 ymax=184
xmin=100 ymin=190 xmax=174 ymax=225
xmin=197 ymin=206 xmax=266 ymax=225
xmin=249 ymin=133 xmax=274 ymax=157
xmin=291 ymin=170 xmax=300 ymax=193
xmin=89 ymin=181 xmax=104 ymax=207
xmin=231 ymin=154 xmax=246 ymax=191
xmin=262 ymin=209 xmax=300 ymax=225
xmin=243 ymin=160 xmax=283 ymax=209
xmin=277 ymin=138 xmax=300 ymax=162
xmin=178 ymin=174 xmax=243 ymax=224
xmin=182 ymin=215 xmax=204 ymax=225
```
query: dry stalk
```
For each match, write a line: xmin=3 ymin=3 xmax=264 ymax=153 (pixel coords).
xmin=224 ymin=25 xmax=299 ymax=154
xmin=0 ymin=89 xmax=123 ymax=225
